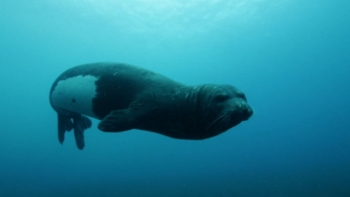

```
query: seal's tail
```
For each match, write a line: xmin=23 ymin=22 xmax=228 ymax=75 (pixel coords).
xmin=57 ymin=114 xmax=92 ymax=150
xmin=58 ymin=115 xmax=73 ymax=145
xmin=72 ymin=115 xmax=92 ymax=150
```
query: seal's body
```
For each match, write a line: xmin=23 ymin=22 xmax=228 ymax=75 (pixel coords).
xmin=50 ymin=62 xmax=253 ymax=149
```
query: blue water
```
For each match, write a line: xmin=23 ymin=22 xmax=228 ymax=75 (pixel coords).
xmin=1 ymin=0 xmax=349 ymax=196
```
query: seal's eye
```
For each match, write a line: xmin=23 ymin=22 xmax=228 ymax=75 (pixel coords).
xmin=214 ymin=94 xmax=230 ymax=103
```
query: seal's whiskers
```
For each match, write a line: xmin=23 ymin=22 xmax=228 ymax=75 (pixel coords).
xmin=219 ymin=112 xmax=232 ymax=131
xmin=206 ymin=112 xmax=228 ymax=130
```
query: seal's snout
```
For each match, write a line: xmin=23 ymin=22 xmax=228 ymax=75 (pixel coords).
xmin=235 ymin=99 xmax=253 ymax=120
xmin=230 ymin=99 xmax=253 ymax=121
xmin=244 ymin=105 xmax=253 ymax=120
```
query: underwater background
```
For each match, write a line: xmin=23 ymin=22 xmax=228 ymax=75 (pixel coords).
xmin=1 ymin=0 xmax=349 ymax=196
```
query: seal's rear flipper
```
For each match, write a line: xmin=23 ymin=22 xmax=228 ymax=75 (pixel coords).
xmin=98 ymin=110 xmax=135 ymax=132
xmin=58 ymin=114 xmax=74 ymax=144
xmin=73 ymin=115 xmax=92 ymax=150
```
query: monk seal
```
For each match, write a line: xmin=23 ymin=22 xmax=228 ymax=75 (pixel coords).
xmin=49 ymin=62 xmax=253 ymax=150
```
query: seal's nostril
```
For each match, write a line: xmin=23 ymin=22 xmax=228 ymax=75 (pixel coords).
xmin=247 ymin=106 xmax=253 ymax=117
xmin=240 ymin=105 xmax=253 ymax=120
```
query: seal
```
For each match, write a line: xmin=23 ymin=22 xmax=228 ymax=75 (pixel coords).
xmin=50 ymin=62 xmax=253 ymax=150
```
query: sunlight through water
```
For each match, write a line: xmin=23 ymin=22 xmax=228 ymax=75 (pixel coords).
xmin=57 ymin=0 xmax=292 ymax=39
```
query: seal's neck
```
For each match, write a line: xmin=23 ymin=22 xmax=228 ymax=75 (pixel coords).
xmin=172 ymin=85 xmax=206 ymax=114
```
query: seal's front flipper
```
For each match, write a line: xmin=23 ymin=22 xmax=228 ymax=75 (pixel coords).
xmin=98 ymin=110 xmax=136 ymax=132
xmin=72 ymin=115 xmax=92 ymax=150
xmin=57 ymin=114 xmax=74 ymax=144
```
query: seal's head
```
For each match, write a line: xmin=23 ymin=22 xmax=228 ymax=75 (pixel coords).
xmin=195 ymin=84 xmax=253 ymax=138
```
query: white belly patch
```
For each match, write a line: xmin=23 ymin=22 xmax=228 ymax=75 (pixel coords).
xmin=51 ymin=75 xmax=99 ymax=118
